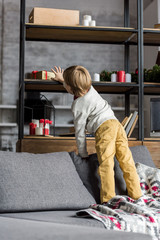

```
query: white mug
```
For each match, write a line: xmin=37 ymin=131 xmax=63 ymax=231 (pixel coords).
xmin=125 ymin=73 xmax=131 ymax=83
xmin=93 ymin=73 xmax=100 ymax=82
xmin=83 ymin=15 xmax=92 ymax=21
xmin=89 ymin=20 xmax=96 ymax=27
xmin=83 ymin=19 xmax=89 ymax=26
xmin=111 ymin=73 xmax=117 ymax=82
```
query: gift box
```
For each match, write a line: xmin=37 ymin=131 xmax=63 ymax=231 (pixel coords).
xmin=29 ymin=7 xmax=79 ymax=26
xmin=31 ymin=71 xmax=55 ymax=80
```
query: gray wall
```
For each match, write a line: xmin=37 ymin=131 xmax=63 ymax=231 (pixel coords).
xmin=0 ymin=0 xmax=139 ymax=151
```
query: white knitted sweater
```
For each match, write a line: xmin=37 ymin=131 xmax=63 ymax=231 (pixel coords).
xmin=71 ymin=86 xmax=117 ymax=158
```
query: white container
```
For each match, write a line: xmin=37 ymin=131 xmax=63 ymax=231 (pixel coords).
xmin=35 ymin=127 xmax=43 ymax=135
xmin=83 ymin=19 xmax=89 ymax=26
xmin=32 ymin=119 xmax=39 ymax=127
xmin=125 ymin=73 xmax=131 ymax=83
xmin=89 ymin=20 xmax=96 ymax=27
xmin=93 ymin=73 xmax=100 ymax=82
xmin=111 ymin=73 xmax=117 ymax=82
xmin=83 ymin=15 xmax=92 ymax=21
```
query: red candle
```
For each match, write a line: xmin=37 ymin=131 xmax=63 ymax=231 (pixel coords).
xmin=117 ymin=71 xmax=125 ymax=82
xmin=29 ymin=123 xmax=37 ymax=135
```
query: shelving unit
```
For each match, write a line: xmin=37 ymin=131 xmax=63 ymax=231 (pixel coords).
xmin=17 ymin=0 xmax=160 ymax=155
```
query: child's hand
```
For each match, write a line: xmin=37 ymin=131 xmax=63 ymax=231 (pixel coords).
xmin=51 ymin=66 xmax=64 ymax=83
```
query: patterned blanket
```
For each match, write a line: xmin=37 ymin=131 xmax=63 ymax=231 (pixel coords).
xmin=76 ymin=162 xmax=160 ymax=240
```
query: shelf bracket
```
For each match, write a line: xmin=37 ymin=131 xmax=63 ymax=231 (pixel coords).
xmin=124 ymin=33 xmax=136 ymax=44
xmin=125 ymin=92 xmax=130 ymax=116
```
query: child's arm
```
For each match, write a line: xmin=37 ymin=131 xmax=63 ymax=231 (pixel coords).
xmin=73 ymin=111 xmax=89 ymax=158
xmin=51 ymin=66 xmax=64 ymax=83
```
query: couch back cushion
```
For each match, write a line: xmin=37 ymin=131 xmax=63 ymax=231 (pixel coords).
xmin=70 ymin=145 xmax=155 ymax=203
xmin=0 ymin=151 xmax=95 ymax=212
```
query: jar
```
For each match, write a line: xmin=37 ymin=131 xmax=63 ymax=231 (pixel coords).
xmin=35 ymin=127 xmax=43 ymax=135
xmin=29 ymin=122 xmax=37 ymax=135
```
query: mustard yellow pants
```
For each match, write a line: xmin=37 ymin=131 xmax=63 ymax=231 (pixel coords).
xmin=95 ymin=119 xmax=142 ymax=203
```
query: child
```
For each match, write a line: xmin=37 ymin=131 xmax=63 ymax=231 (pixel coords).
xmin=51 ymin=65 xmax=142 ymax=204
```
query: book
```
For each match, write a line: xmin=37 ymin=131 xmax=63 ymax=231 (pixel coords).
xmin=125 ymin=111 xmax=138 ymax=135
xmin=123 ymin=113 xmax=133 ymax=129
xmin=121 ymin=116 xmax=129 ymax=127
xmin=127 ymin=115 xmax=138 ymax=138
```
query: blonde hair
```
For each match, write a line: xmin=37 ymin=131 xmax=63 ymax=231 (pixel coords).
xmin=63 ymin=66 xmax=92 ymax=97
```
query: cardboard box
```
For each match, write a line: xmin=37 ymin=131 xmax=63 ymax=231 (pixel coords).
xmin=31 ymin=71 xmax=55 ymax=80
xmin=29 ymin=7 xmax=79 ymax=26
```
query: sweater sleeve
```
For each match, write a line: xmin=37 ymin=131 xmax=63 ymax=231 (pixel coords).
xmin=73 ymin=110 xmax=89 ymax=158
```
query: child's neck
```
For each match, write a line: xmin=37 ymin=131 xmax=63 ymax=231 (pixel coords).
xmin=74 ymin=88 xmax=90 ymax=100
xmin=81 ymin=89 xmax=88 ymax=96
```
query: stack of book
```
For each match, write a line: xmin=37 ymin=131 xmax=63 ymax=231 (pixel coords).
xmin=121 ymin=111 xmax=138 ymax=138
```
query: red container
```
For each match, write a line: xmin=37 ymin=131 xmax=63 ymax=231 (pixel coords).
xmin=29 ymin=123 xmax=37 ymax=135
xmin=117 ymin=71 xmax=125 ymax=82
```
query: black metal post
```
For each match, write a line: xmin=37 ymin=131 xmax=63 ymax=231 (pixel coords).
xmin=124 ymin=0 xmax=130 ymax=116
xmin=125 ymin=92 xmax=130 ymax=116
xmin=124 ymin=0 xmax=130 ymax=27
xmin=18 ymin=0 xmax=26 ymax=139
xmin=124 ymin=0 xmax=130 ymax=72
xmin=137 ymin=0 xmax=144 ymax=140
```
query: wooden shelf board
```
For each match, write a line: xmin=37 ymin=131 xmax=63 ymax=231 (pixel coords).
xmin=25 ymin=79 xmax=65 ymax=92
xmin=24 ymin=80 xmax=160 ymax=94
xmin=24 ymin=135 xmax=94 ymax=140
xmin=143 ymin=28 xmax=160 ymax=45
xmin=25 ymin=24 xmax=136 ymax=44
xmin=144 ymin=82 xmax=160 ymax=94
xmin=24 ymin=136 xmax=138 ymax=142
xmin=25 ymin=24 xmax=160 ymax=45
xmin=17 ymin=138 xmax=140 ymax=155
xmin=131 ymin=31 xmax=160 ymax=46
xmin=24 ymin=79 xmax=138 ymax=93
xmin=144 ymin=138 xmax=160 ymax=141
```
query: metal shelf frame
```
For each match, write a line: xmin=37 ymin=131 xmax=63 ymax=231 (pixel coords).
xmin=19 ymin=0 xmax=146 ymax=140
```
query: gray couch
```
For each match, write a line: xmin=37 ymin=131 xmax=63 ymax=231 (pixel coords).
xmin=0 ymin=146 xmax=154 ymax=240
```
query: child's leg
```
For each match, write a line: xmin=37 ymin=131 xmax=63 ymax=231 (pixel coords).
xmin=95 ymin=120 xmax=117 ymax=203
xmin=115 ymin=122 xmax=142 ymax=200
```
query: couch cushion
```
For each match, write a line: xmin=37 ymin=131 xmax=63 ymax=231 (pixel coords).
xmin=70 ymin=145 xmax=155 ymax=203
xmin=0 ymin=210 xmax=104 ymax=228
xmin=0 ymin=151 xmax=95 ymax=212
xmin=69 ymin=152 xmax=100 ymax=203
xmin=0 ymin=216 xmax=152 ymax=240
